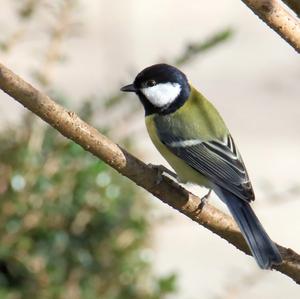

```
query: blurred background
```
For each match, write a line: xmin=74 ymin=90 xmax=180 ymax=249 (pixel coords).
xmin=0 ymin=0 xmax=300 ymax=298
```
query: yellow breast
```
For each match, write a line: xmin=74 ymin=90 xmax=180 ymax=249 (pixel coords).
xmin=145 ymin=115 xmax=211 ymax=188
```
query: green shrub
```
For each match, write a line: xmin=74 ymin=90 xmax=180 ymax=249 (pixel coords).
xmin=0 ymin=105 xmax=176 ymax=299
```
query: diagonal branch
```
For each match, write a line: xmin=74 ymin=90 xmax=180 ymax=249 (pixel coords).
xmin=240 ymin=0 xmax=300 ymax=53
xmin=282 ymin=0 xmax=300 ymax=18
xmin=0 ymin=61 xmax=300 ymax=283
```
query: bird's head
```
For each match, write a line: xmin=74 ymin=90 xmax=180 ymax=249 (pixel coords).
xmin=121 ymin=64 xmax=190 ymax=115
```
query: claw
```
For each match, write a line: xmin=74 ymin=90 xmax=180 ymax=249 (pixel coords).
xmin=148 ymin=163 xmax=178 ymax=184
xmin=199 ymin=189 xmax=212 ymax=209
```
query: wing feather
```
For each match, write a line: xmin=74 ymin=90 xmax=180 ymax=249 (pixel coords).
xmin=158 ymin=131 xmax=254 ymax=202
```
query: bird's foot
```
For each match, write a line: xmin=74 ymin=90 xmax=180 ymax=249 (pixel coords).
xmin=199 ymin=189 xmax=212 ymax=210
xmin=148 ymin=163 xmax=178 ymax=184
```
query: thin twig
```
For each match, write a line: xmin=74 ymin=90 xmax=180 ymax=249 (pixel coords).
xmin=35 ymin=0 xmax=74 ymax=86
xmin=0 ymin=62 xmax=300 ymax=283
xmin=282 ymin=0 xmax=300 ymax=18
xmin=0 ymin=0 xmax=40 ymax=53
xmin=175 ymin=29 xmax=233 ymax=66
xmin=240 ymin=0 xmax=300 ymax=53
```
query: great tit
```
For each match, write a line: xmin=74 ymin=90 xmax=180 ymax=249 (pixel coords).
xmin=121 ymin=63 xmax=282 ymax=269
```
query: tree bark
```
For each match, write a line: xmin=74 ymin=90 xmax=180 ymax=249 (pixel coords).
xmin=1 ymin=62 xmax=300 ymax=283
xmin=282 ymin=0 xmax=300 ymax=18
xmin=241 ymin=0 xmax=300 ymax=53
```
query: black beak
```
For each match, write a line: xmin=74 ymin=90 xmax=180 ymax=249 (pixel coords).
xmin=120 ymin=83 xmax=137 ymax=92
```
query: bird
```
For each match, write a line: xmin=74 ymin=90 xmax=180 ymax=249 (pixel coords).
xmin=121 ymin=63 xmax=282 ymax=269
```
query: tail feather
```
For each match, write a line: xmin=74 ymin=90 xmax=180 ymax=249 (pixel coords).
xmin=214 ymin=187 xmax=282 ymax=269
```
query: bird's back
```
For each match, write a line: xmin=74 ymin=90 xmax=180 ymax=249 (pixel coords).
xmin=154 ymin=86 xmax=230 ymax=142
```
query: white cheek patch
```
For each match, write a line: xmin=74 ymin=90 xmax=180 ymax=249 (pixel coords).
xmin=141 ymin=83 xmax=181 ymax=108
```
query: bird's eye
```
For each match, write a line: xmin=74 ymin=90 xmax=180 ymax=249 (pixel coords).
xmin=145 ymin=80 xmax=156 ymax=87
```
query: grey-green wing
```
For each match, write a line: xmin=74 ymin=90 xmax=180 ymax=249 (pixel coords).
xmin=156 ymin=125 xmax=254 ymax=202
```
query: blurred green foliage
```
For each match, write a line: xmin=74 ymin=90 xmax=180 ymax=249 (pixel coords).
xmin=175 ymin=28 xmax=233 ymax=66
xmin=0 ymin=105 xmax=176 ymax=299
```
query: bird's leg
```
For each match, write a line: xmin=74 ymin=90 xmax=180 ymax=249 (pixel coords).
xmin=148 ymin=163 xmax=178 ymax=184
xmin=199 ymin=189 xmax=212 ymax=209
